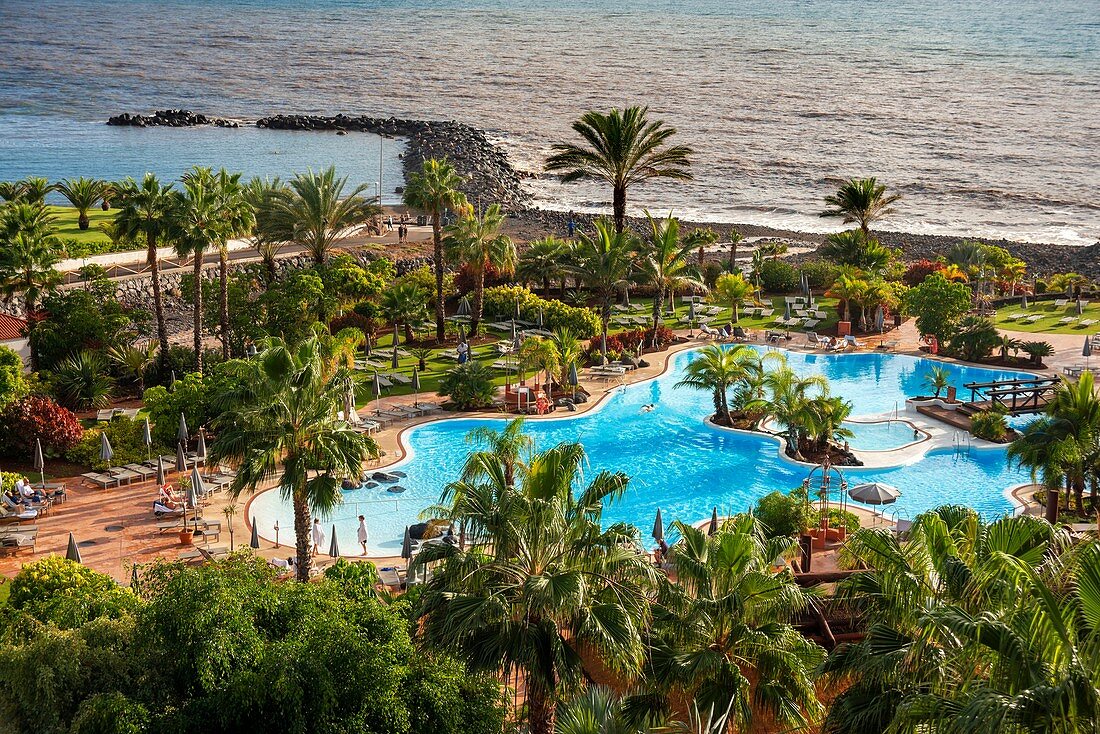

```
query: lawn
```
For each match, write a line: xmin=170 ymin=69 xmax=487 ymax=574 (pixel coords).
xmin=48 ymin=205 xmax=113 ymax=245
xmin=355 ymin=295 xmax=843 ymax=405
xmin=993 ymin=299 xmax=1100 ymax=335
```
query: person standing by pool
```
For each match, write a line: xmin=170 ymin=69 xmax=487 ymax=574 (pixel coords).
xmin=311 ymin=518 xmax=325 ymax=556
xmin=357 ymin=515 xmax=369 ymax=556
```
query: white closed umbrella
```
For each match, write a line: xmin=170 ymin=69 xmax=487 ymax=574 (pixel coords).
xmin=99 ymin=433 xmax=114 ymax=464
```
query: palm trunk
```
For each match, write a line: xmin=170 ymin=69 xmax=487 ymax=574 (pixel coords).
xmin=78 ymin=210 xmax=89 ymax=230
xmin=471 ymin=267 xmax=485 ymax=338
xmin=148 ymin=233 xmax=171 ymax=370
xmin=651 ymin=287 xmax=663 ymax=348
xmin=193 ymin=251 xmax=204 ymax=375
xmin=728 ymin=240 xmax=737 ymax=272
xmin=527 ymin=679 xmax=556 ymax=734
xmin=404 ymin=323 xmax=413 ymax=342
xmin=219 ymin=248 xmax=230 ymax=360
xmin=24 ymin=296 xmax=39 ymax=372
xmin=541 ymin=275 xmax=549 ymax=295
xmin=733 ymin=303 xmax=739 ymax=323
xmin=432 ymin=212 xmax=445 ymax=343
xmin=601 ymin=298 xmax=611 ymax=363
xmin=612 ymin=184 xmax=627 ymax=234
xmin=292 ymin=489 xmax=312 ymax=582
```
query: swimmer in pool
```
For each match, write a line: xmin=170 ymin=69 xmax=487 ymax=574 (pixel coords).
xmin=641 ymin=403 xmax=656 ymax=413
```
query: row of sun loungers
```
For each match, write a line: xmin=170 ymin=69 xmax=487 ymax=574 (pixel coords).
xmin=95 ymin=407 xmax=141 ymax=422
xmin=369 ymin=402 xmax=443 ymax=424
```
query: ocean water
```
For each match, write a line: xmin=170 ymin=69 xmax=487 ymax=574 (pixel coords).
xmin=250 ymin=347 xmax=1033 ymax=553
xmin=1 ymin=0 xmax=1098 ymax=244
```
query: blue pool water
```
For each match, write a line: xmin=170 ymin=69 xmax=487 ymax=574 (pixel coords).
xmin=845 ymin=420 xmax=922 ymax=452
xmin=250 ymin=348 xmax=1035 ymax=553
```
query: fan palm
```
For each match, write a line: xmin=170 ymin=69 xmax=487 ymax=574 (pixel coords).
xmin=403 ymin=158 xmax=469 ymax=342
xmin=461 ymin=417 xmax=533 ymax=487
xmin=819 ymin=178 xmax=900 ymax=240
xmin=648 ymin=517 xmax=824 ymax=731
xmin=260 ymin=166 xmax=378 ymax=265
xmin=635 ymin=212 xmax=703 ymax=344
xmin=568 ymin=219 xmax=636 ymax=362
xmin=417 ymin=442 xmax=657 ymax=734
xmin=546 ymin=106 xmax=693 ymax=233
xmin=209 ymin=336 xmax=377 ymax=582
xmin=445 ymin=203 xmax=517 ymax=337
xmin=555 ymin=687 xmax=672 ymax=734
xmin=518 ymin=237 xmax=569 ymax=295
xmin=0 ymin=203 xmax=62 ymax=370
xmin=107 ymin=341 xmax=158 ymax=394
xmin=922 ymin=365 xmax=951 ymax=398
xmin=54 ymin=349 xmax=115 ymax=409
xmin=55 ymin=177 xmax=110 ymax=230
xmin=725 ymin=229 xmax=744 ymax=273
xmin=113 ymin=174 xmax=178 ymax=367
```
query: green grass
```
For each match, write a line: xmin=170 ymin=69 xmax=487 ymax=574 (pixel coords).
xmin=356 ymin=295 xmax=843 ymax=404
xmin=994 ymin=300 xmax=1100 ymax=335
xmin=48 ymin=205 xmax=113 ymax=245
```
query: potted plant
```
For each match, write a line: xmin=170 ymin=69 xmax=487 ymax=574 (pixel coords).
xmin=179 ymin=516 xmax=194 ymax=545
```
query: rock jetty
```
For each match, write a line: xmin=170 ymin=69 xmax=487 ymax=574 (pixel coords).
xmin=106 ymin=109 xmax=240 ymax=128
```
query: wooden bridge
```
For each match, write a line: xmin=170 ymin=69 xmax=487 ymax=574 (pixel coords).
xmin=959 ymin=376 xmax=1060 ymax=417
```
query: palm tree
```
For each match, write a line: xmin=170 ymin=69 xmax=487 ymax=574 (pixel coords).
xmin=519 ymin=336 xmax=561 ymax=396
xmin=207 ymin=169 xmax=254 ymax=360
xmin=0 ymin=203 xmax=62 ymax=370
xmin=546 ymin=106 xmax=693 ymax=233
xmin=54 ymin=350 xmax=115 ymax=409
xmin=55 ymin=177 xmax=110 ymax=230
xmin=819 ymin=229 xmax=892 ymax=274
xmin=648 ymin=517 xmax=824 ymax=731
xmin=173 ymin=168 xmax=224 ymax=374
xmin=819 ymin=177 xmax=900 ymax=240
xmin=825 ymin=272 xmax=867 ymax=325
xmin=114 ymin=175 xmax=178 ymax=368
xmin=444 ymin=203 xmax=517 ymax=337
xmin=403 ymin=159 xmax=469 ymax=342
xmin=635 ymin=212 xmax=703 ymax=344
xmin=753 ymin=366 xmax=829 ymax=460
xmin=244 ymin=176 xmax=288 ymax=285
xmin=260 ymin=166 xmax=379 ymax=265
xmin=0 ymin=177 xmax=55 ymax=205
xmin=803 ymin=395 xmax=854 ymax=455
xmin=107 ymin=342 xmax=158 ymax=394
xmin=555 ymin=688 xmax=672 ymax=734
xmin=517 ymin=237 xmax=568 ymax=295
xmin=711 ymin=272 xmax=752 ymax=323
xmin=823 ymin=508 xmax=1100 ymax=734
xmin=460 ymin=417 xmax=533 ymax=487
xmin=380 ymin=281 xmax=428 ymax=343
xmin=417 ymin=442 xmax=656 ymax=734
xmin=725 ymin=229 xmax=744 ymax=273
xmin=922 ymin=365 xmax=951 ymax=398
xmin=675 ymin=344 xmax=767 ymax=424
xmin=551 ymin=326 xmax=583 ymax=388
xmin=209 ymin=336 xmax=377 ymax=582
xmin=568 ymin=219 xmax=636 ymax=362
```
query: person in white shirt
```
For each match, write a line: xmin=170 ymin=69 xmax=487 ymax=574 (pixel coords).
xmin=311 ymin=518 xmax=325 ymax=556
xmin=357 ymin=515 xmax=369 ymax=556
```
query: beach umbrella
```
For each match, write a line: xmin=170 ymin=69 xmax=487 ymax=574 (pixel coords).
xmin=600 ymin=332 xmax=607 ymax=365
xmin=169 ymin=370 xmax=177 ymax=392
xmin=537 ymin=306 xmax=544 ymax=329
xmin=412 ymin=368 xmax=421 ymax=407
xmin=510 ymin=318 xmax=517 ymax=341
xmin=189 ymin=466 xmax=204 ymax=520
xmin=364 ymin=334 xmax=372 ymax=357
xmin=99 ymin=432 xmax=114 ymax=464
xmin=1021 ymin=294 xmax=1029 ymax=309
xmin=177 ymin=413 xmax=189 ymax=445
xmin=808 ymin=289 xmax=814 ymax=307
xmin=130 ymin=565 xmax=139 ymax=589
xmin=874 ymin=305 xmax=885 ymax=332
xmin=373 ymin=371 xmax=383 ymax=404
xmin=652 ymin=509 xmax=664 ymax=542
xmin=783 ymin=303 xmax=791 ymax=321
xmin=345 ymin=381 xmax=360 ymax=425
xmin=513 ymin=330 xmax=523 ymax=354
xmin=33 ymin=438 xmax=44 ymax=486
xmin=457 ymin=321 xmax=466 ymax=345
xmin=250 ymin=517 xmax=260 ymax=549
xmin=1078 ymin=298 xmax=1085 ymax=316
xmin=65 ymin=533 xmax=82 ymax=564
xmin=1084 ymin=336 xmax=1092 ymax=369
xmin=708 ymin=507 xmax=719 ymax=536
xmin=457 ymin=296 xmax=471 ymax=318
xmin=568 ymin=362 xmax=579 ymax=400
xmin=156 ymin=455 xmax=166 ymax=486
xmin=196 ymin=430 xmax=207 ymax=460
xmin=848 ymin=482 xmax=902 ymax=505
xmin=176 ymin=442 xmax=186 ymax=472
xmin=688 ymin=300 xmax=697 ymax=322
xmin=391 ymin=323 xmax=400 ymax=369
xmin=401 ymin=526 xmax=413 ymax=561
xmin=328 ymin=524 xmax=340 ymax=558
xmin=142 ymin=418 xmax=152 ymax=459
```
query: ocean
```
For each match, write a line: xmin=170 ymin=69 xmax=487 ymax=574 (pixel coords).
xmin=1 ymin=0 xmax=1097 ymax=244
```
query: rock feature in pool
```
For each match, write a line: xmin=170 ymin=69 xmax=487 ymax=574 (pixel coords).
xmin=387 ymin=485 xmax=407 ymax=494
xmin=372 ymin=471 xmax=400 ymax=483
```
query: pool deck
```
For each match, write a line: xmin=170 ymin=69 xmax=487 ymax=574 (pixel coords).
xmin=0 ymin=319 xmax=1053 ymax=582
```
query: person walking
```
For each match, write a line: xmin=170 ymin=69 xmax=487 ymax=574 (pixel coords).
xmin=567 ymin=210 xmax=576 ymax=237
xmin=357 ymin=515 xmax=369 ymax=555
xmin=311 ymin=518 xmax=325 ymax=556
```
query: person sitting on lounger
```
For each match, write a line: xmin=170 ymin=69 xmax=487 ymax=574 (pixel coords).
xmin=18 ymin=478 xmax=44 ymax=504
xmin=158 ymin=484 xmax=181 ymax=509
xmin=152 ymin=500 xmax=183 ymax=517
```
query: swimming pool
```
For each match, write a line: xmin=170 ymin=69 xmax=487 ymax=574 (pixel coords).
xmin=249 ymin=347 xmax=1035 ymax=554
xmin=844 ymin=420 xmax=925 ymax=451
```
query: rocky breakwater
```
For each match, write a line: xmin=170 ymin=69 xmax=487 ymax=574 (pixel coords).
xmin=255 ymin=114 xmax=530 ymax=208
xmin=107 ymin=109 xmax=240 ymax=128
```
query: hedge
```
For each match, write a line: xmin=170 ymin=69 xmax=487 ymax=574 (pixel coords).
xmin=482 ymin=286 xmax=601 ymax=337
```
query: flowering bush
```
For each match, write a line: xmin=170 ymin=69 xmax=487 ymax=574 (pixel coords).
xmin=482 ymin=285 xmax=601 ymax=337
xmin=0 ymin=395 xmax=84 ymax=457
xmin=8 ymin=556 xmax=136 ymax=627
xmin=585 ymin=327 xmax=676 ymax=361
xmin=902 ymin=259 xmax=943 ymax=287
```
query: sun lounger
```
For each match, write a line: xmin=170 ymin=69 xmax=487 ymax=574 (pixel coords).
xmin=0 ymin=505 xmax=37 ymax=522
xmin=876 ymin=340 xmax=900 ymax=351
xmin=803 ymin=319 xmax=820 ymax=329
xmin=1064 ymin=365 xmax=1085 ymax=377
xmin=806 ymin=331 xmax=820 ymax=346
xmin=1006 ymin=313 xmax=1024 ymax=321
xmin=699 ymin=323 xmax=720 ymax=339
xmin=844 ymin=335 xmax=865 ymax=348
xmin=124 ymin=463 xmax=157 ymax=480
xmin=82 ymin=472 xmax=120 ymax=489
xmin=813 ymin=311 xmax=827 ymax=319
xmin=0 ymin=534 xmax=36 ymax=554
xmin=414 ymin=402 xmax=443 ymax=414
xmin=374 ymin=409 xmax=407 ymax=422
xmin=1054 ymin=299 xmax=1069 ymax=309
xmin=179 ymin=545 xmax=230 ymax=563
xmin=95 ymin=409 xmax=116 ymax=422
xmin=1058 ymin=316 xmax=1077 ymax=325
xmin=385 ymin=372 xmax=412 ymax=385
xmin=1025 ymin=314 xmax=1043 ymax=323
xmin=0 ymin=525 xmax=38 ymax=535
xmin=1079 ymin=319 xmax=1097 ymax=328
xmin=107 ymin=468 xmax=142 ymax=485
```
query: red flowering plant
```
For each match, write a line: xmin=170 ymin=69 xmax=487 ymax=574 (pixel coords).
xmin=0 ymin=395 xmax=84 ymax=456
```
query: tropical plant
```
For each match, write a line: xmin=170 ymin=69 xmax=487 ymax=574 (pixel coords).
xmin=998 ymin=333 xmax=1023 ymax=360
xmin=725 ymin=229 xmax=744 ymax=272
xmin=0 ymin=202 xmax=63 ymax=370
xmin=113 ymin=174 xmax=178 ymax=366
xmin=1021 ymin=339 xmax=1054 ymax=367
xmin=1049 ymin=271 xmax=1088 ymax=296
xmin=55 ymin=177 xmax=110 ymax=230
xmin=518 ymin=336 xmax=561 ymax=395
xmin=436 ymin=361 xmax=496 ymax=410
xmin=825 ymin=272 xmax=866 ymax=325
xmin=445 ymin=204 xmax=517 ymax=337
xmin=675 ymin=344 xmax=768 ymax=424
xmin=819 ymin=177 xmax=900 ymax=239
xmin=208 ymin=337 xmax=378 ymax=581
xmin=380 ymin=280 xmax=429 ymax=343
xmin=0 ymin=176 xmax=55 ymax=205
xmin=970 ymin=408 xmax=1009 ymax=441
xmin=403 ymin=158 xmax=469 ymax=342
xmin=107 ymin=342 xmax=158 ymax=395
xmin=243 ymin=175 xmax=287 ymax=283
xmin=819 ymin=229 xmax=893 ymax=274
xmin=0 ymin=345 xmax=27 ymax=410
xmin=0 ymin=395 xmax=84 ymax=456
xmin=758 ymin=258 xmax=798 ymax=293
xmin=259 ymin=166 xmax=378 ymax=265
xmin=206 ymin=169 xmax=254 ymax=359
xmin=648 ymin=517 xmax=824 ymax=730
xmin=551 ymin=326 xmax=583 ymax=386
xmin=803 ymin=395 xmax=854 ymax=454
xmin=546 ymin=106 xmax=693 ymax=233
xmin=53 ymin=349 xmax=115 ymax=410
xmin=946 ymin=315 xmax=1000 ymax=361
xmin=417 ymin=441 xmax=656 ymax=734
xmin=902 ymin=273 xmax=972 ymax=344
xmin=922 ymin=365 xmax=951 ymax=398
xmin=751 ymin=366 xmax=829 ymax=460
xmin=517 ymin=237 xmax=569 ymax=295
xmin=711 ymin=272 xmax=752 ymax=323
xmin=554 ymin=688 xmax=671 ymax=734
xmin=635 ymin=212 xmax=703 ymax=342
xmin=568 ymin=219 xmax=637 ymax=362
xmin=460 ymin=417 xmax=533 ymax=488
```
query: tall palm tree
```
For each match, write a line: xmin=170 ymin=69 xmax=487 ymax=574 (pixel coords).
xmin=260 ymin=166 xmax=379 ymax=265
xmin=114 ymin=174 xmax=178 ymax=369
xmin=417 ymin=442 xmax=656 ymax=734
xmin=546 ymin=106 xmax=694 ymax=233
xmin=568 ymin=219 xmax=636 ymax=362
xmin=648 ymin=517 xmax=824 ymax=731
xmin=403 ymin=158 xmax=469 ymax=342
xmin=517 ymin=237 xmax=569 ymax=295
xmin=208 ymin=169 xmax=254 ymax=360
xmin=0 ymin=177 xmax=55 ymax=205
xmin=711 ymin=272 xmax=753 ymax=323
xmin=209 ymin=337 xmax=377 ymax=582
xmin=243 ymin=176 xmax=287 ymax=285
xmin=825 ymin=272 xmax=867 ymax=324
xmin=675 ymin=344 xmax=767 ymax=424
xmin=725 ymin=229 xmax=744 ymax=273
xmin=444 ymin=203 xmax=517 ymax=337
xmin=0 ymin=203 xmax=62 ymax=370
xmin=635 ymin=212 xmax=703 ymax=344
xmin=55 ymin=177 xmax=109 ymax=230
xmin=519 ymin=336 xmax=561 ymax=396
xmin=819 ymin=177 xmax=900 ymax=240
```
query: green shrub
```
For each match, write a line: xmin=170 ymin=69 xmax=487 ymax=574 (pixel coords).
xmin=826 ymin=508 xmax=861 ymax=531
xmin=798 ymin=260 xmax=839 ymax=290
xmin=754 ymin=490 xmax=815 ymax=538
xmin=52 ymin=349 xmax=115 ymax=410
xmin=8 ymin=556 xmax=136 ymax=628
xmin=947 ymin=315 xmax=1000 ymax=362
xmin=759 ymin=259 xmax=799 ymax=293
xmin=66 ymin=416 xmax=169 ymax=471
xmin=142 ymin=360 xmax=249 ymax=446
xmin=971 ymin=409 xmax=1009 ymax=442
xmin=482 ymin=285 xmax=601 ymax=337
xmin=437 ymin=362 xmax=496 ymax=410
xmin=70 ymin=693 xmax=150 ymax=734
xmin=902 ymin=273 xmax=972 ymax=344
xmin=0 ymin=345 xmax=27 ymax=410
xmin=323 ymin=558 xmax=381 ymax=600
